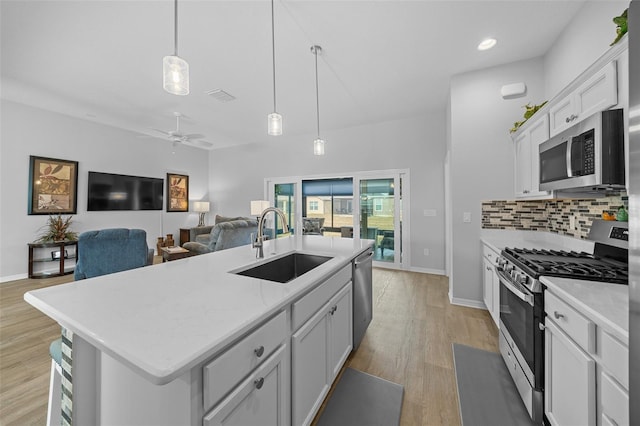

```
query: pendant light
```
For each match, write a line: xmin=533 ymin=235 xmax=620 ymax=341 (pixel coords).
xmin=267 ymin=0 xmax=282 ymax=135
xmin=163 ymin=0 xmax=189 ymax=96
xmin=311 ymin=45 xmax=325 ymax=156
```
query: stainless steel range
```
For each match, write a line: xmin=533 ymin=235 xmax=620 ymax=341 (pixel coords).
xmin=496 ymin=220 xmax=628 ymax=423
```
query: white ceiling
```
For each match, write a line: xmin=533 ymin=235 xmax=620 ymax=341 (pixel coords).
xmin=1 ymin=1 xmax=586 ymax=150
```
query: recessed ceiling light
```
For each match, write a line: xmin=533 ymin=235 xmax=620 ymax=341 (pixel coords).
xmin=478 ymin=38 xmax=497 ymax=51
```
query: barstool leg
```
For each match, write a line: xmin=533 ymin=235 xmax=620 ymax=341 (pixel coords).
xmin=47 ymin=359 xmax=62 ymax=426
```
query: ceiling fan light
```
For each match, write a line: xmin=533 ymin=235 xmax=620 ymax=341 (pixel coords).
xmin=163 ymin=55 xmax=189 ymax=95
xmin=313 ymin=138 xmax=325 ymax=156
xmin=268 ymin=112 xmax=282 ymax=136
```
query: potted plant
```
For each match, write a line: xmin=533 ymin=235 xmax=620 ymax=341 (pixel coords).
xmin=35 ymin=214 xmax=78 ymax=242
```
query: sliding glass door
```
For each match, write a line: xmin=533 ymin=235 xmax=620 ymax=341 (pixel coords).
xmin=301 ymin=178 xmax=353 ymax=237
xmin=265 ymin=170 xmax=408 ymax=269
xmin=273 ymin=183 xmax=295 ymax=236
xmin=359 ymin=178 xmax=398 ymax=263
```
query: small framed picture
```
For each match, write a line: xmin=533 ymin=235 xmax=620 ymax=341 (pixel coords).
xmin=167 ymin=173 xmax=189 ymax=212
xmin=28 ymin=156 xmax=79 ymax=215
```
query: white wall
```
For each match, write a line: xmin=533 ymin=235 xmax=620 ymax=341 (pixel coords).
xmin=449 ymin=57 xmax=545 ymax=306
xmin=209 ymin=114 xmax=447 ymax=272
xmin=0 ymin=100 xmax=209 ymax=281
xmin=544 ymin=1 xmax=630 ymax=98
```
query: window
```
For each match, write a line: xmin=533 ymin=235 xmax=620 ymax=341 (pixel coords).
xmin=309 ymin=201 xmax=319 ymax=211
xmin=373 ymin=198 xmax=383 ymax=212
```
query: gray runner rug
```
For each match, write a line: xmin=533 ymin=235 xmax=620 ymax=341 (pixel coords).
xmin=316 ymin=367 xmax=404 ymax=426
xmin=452 ymin=343 xmax=536 ymax=426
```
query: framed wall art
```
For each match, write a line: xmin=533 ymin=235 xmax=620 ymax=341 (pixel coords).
xmin=28 ymin=156 xmax=79 ymax=215
xmin=167 ymin=173 xmax=189 ymax=212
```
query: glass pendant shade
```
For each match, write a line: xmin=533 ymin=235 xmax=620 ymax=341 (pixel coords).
xmin=313 ymin=138 xmax=325 ymax=156
xmin=163 ymin=55 xmax=189 ymax=95
xmin=268 ymin=112 xmax=282 ymax=136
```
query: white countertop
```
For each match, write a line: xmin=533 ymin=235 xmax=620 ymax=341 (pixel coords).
xmin=25 ymin=235 xmax=373 ymax=385
xmin=541 ymin=276 xmax=628 ymax=344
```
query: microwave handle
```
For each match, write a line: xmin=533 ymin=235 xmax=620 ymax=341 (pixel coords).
xmin=566 ymin=137 xmax=573 ymax=178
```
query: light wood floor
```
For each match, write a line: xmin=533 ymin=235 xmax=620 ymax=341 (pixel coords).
xmin=0 ymin=268 xmax=498 ymax=426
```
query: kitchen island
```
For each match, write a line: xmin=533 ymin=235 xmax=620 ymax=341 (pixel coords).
xmin=25 ymin=235 xmax=373 ymax=426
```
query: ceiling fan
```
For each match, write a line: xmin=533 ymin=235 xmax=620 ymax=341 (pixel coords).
xmin=151 ymin=112 xmax=213 ymax=149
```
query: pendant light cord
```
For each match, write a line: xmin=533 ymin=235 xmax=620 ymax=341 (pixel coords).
xmin=314 ymin=47 xmax=320 ymax=138
xmin=174 ymin=0 xmax=179 ymax=56
xmin=271 ymin=0 xmax=277 ymax=112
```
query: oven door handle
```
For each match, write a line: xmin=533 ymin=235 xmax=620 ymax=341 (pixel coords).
xmin=496 ymin=267 xmax=534 ymax=307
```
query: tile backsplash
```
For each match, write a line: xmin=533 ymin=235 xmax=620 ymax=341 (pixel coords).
xmin=482 ymin=194 xmax=628 ymax=239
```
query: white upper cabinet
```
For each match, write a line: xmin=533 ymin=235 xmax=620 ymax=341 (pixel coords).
xmin=514 ymin=113 xmax=551 ymax=198
xmin=549 ymin=60 xmax=618 ymax=137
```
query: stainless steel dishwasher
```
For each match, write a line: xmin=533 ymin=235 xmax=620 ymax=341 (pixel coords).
xmin=352 ymin=248 xmax=373 ymax=350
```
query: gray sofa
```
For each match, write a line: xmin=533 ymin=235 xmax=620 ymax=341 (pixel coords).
xmin=183 ymin=219 xmax=257 ymax=255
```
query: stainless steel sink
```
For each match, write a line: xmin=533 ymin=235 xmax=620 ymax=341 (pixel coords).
xmin=234 ymin=253 xmax=332 ymax=283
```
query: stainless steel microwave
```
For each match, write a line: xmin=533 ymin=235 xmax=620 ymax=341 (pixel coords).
xmin=539 ymin=109 xmax=625 ymax=191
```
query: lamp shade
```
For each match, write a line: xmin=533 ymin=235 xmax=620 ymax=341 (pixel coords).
xmin=163 ymin=55 xmax=189 ymax=96
xmin=268 ymin=113 xmax=282 ymax=136
xmin=193 ymin=201 xmax=210 ymax=212
xmin=313 ymin=138 xmax=325 ymax=156
xmin=251 ymin=200 xmax=270 ymax=215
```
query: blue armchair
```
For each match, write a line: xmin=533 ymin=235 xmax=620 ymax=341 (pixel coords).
xmin=48 ymin=228 xmax=152 ymax=425
xmin=74 ymin=228 xmax=152 ymax=280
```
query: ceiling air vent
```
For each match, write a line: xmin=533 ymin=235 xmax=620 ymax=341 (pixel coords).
xmin=205 ymin=89 xmax=236 ymax=103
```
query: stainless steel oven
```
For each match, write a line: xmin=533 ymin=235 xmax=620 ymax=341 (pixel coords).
xmin=496 ymin=264 xmax=544 ymax=423
xmin=496 ymin=220 xmax=629 ymax=424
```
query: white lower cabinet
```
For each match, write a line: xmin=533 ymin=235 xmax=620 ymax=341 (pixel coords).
xmin=203 ymin=345 xmax=288 ymax=426
xmin=544 ymin=289 xmax=629 ymax=426
xmin=481 ymin=243 xmax=500 ymax=326
xmin=292 ymin=283 xmax=353 ymax=426
xmin=544 ymin=318 xmax=596 ymax=426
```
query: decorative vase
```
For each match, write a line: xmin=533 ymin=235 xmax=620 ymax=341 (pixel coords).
xmin=166 ymin=234 xmax=175 ymax=247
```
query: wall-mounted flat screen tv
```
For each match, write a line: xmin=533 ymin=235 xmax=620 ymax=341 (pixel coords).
xmin=87 ymin=171 xmax=164 ymax=211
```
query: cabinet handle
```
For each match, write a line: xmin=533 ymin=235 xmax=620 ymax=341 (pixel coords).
xmin=487 ymin=253 xmax=492 ymax=258
xmin=330 ymin=305 xmax=337 ymax=315
xmin=254 ymin=377 xmax=264 ymax=390
xmin=539 ymin=323 xmax=546 ymax=331
xmin=254 ymin=346 xmax=264 ymax=357
xmin=565 ymin=114 xmax=578 ymax=123
xmin=553 ymin=311 xmax=565 ymax=320
xmin=486 ymin=266 xmax=492 ymax=271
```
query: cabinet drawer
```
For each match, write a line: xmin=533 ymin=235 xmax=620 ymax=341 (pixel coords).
xmin=482 ymin=244 xmax=499 ymax=265
xmin=600 ymin=370 xmax=629 ymax=426
xmin=203 ymin=345 xmax=287 ymax=426
xmin=203 ymin=310 xmax=287 ymax=412
xmin=545 ymin=291 xmax=595 ymax=353
xmin=292 ymin=264 xmax=351 ymax=331
xmin=600 ymin=330 xmax=629 ymax=389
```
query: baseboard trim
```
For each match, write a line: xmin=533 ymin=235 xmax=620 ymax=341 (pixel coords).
xmin=1 ymin=273 xmax=28 ymax=283
xmin=449 ymin=295 xmax=487 ymax=310
xmin=373 ymin=263 xmax=446 ymax=276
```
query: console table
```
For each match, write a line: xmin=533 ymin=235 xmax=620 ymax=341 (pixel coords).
xmin=28 ymin=240 xmax=78 ymax=279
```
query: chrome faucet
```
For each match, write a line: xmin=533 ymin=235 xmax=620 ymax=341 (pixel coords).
xmin=253 ymin=207 xmax=289 ymax=258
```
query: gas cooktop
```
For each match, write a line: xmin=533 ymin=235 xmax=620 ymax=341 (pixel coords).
xmin=502 ymin=247 xmax=628 ymax=284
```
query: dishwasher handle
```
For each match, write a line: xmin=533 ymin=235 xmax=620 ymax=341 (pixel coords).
xmin=354 ymin=250 xmax=374 ymax=267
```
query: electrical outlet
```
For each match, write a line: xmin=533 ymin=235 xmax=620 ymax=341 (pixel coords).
xmin=424 ymin=248 xmax=430 ymax=256
xmin=463 ymin=212 xmax=472 ymax=223
xmin=424 ymin=209 xmax=436 ymax=217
